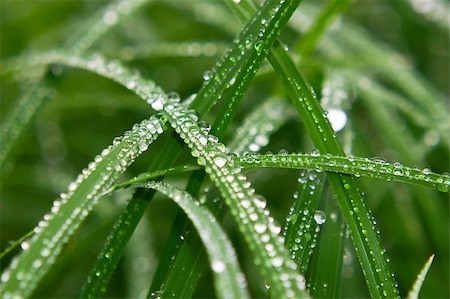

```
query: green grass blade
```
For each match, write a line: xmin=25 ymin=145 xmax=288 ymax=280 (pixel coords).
xmin=284 ymin=171 xmax=325 ymax=273
xmin=0 ymin=117 xmax=162 ymax=297
xmin=406 ymin=255 xmax=435 ymax=299
xmin=234 ymin=154 xmax=450 ymax=192
xmin=191 ymin=0 xmax=303 ymax=123
xmin=308 ymin=194 xmax=346 ymax=298
xmin=227 ymin=1 xmax=400 ymax=297
xmin=0 ymin=82 xmax=53 ymax=173
xmin=0 ymin=230 xmax=34 ymax=261
xmin=81 ymin=190 xmax=152 ymax=299
xmin=160 ymin=99 xmax=309 ymax=298
xmin=148 ymin=0 xmax=305 ymax=295
xmin=297 ymin=0 xmax=352 ymax=57
xmin=136 ymin=181 xmax=250 ymax=299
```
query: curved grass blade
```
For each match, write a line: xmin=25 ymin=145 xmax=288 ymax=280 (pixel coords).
xmin=233 ymin=153 xmax=450 ymax=192
xmin=284 ymin=171 xmax=325 ymax=273
xmin=0 ymin=230 xmax=34 ymax=261
xmin=0 ymin=83 xmax=53 ymax=173
xmin=136 ymin=181 xmax=250 ymax=299
xmin=159 ymin=99 xmax=309 ymax=298
xmin=148 ymin=0 xmax=306 ymax=295
xmin=152 ymin=97 xmax=295 ymax=298
xmin=0 ymin=117 xmax=163 ymax=298
xmin=406 ymin=255 xmax=435 ymax=299
xmin=227 ymin=1 xmax=400 ymax=297
xmin=297 ymin=0 xmax=352 ymax=57
xmin=0 ymin=0 xmax=148 ymax=173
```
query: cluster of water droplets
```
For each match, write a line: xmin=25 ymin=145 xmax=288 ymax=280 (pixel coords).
xmin=1 ymin=117 xmax=162 ymax=298
xmin=153 ymin=96 xmax=306 ymax=297
xmin=283 ymin=171 xmax=326 ymax=272
xmin=232 ymin=151 xmax=449 ymax=192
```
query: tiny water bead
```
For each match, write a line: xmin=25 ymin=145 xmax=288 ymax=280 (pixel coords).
xmin=313 ymin=211 xmax=327 ymax=225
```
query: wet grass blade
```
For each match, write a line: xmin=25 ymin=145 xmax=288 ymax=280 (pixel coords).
xmin=0 ymin=117 xmax=163 ymax=298
xmin=406 ymin=255 xmax=435 ymax=299
xmin=160 ymin=99 xmax=309 ymax=298
xmin=148 ymin=0 xmax=305 ymax=296
xmin=284 ymin=171 xmax=325 ymax=273
xmin=136 ymin=181 xmax=250 ymax=299
xmin=234 ymin=154 xmax=450 ymax=192
xmin=227 ymin=1 xmax=400 ymax=297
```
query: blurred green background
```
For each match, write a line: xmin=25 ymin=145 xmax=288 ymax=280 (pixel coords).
xmin=1 ymin=0 xmax=448 ymax=298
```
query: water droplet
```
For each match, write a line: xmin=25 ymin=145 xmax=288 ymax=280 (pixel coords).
xmin=103 ymin=10 xmax=118 ymax=25
xmin=213 ymin=156 xmax=227 ymax=168
xmin=254 ymin=40 xmax=264 ymax=54
xmin=327 ymin=108 xmax=347 ymax=132
xmin=203 ymin=70 xmax=213 ymax=81
xmin=211 ymin=260 xmax=225 ymax=273
xmin=255 ymin=223 xmax=267 ymax=233
xmin=271 ymin=257 xmax=283 ymax=267
xmin=151 ymin=97 xmax=165 ymax=111
xmin=314 ymin=210 xmax=327 ymax=224
xmin=20 ymin=241 xmax=30 ymax=250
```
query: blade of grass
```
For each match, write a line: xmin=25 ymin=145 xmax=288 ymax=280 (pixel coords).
xmin=233 ymin=153 xmax=450 ymax=192
xmin=406 ymin=255 xmax=435 ymax=299
xmin=297 ymin=0 xmax=353 ymax=58
xmin=149 ymin=0 xmax=307 ymax=296
xmin=284 ymin=171 xmax=325 ymax=273
xmin=0 ymin=117 xmax=163 ymax=298
xmin=160 ymin=98 xmax=309 ymax=298
xmin=227 ymin=1 xmax=400 ymax=297
xmin=136 ymin=181 xmax=250 ymax=299
xmin=308 ymin=191 xmax=346 ymax=298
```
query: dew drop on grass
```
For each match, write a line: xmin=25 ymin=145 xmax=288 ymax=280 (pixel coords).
xmin=213 ymin=156 xmax=227 ymax=167
xmin=20 ymin=241 xmax=30 ymax=250
xmin=326 ymin=108 xmax=347 ymax=132
xmin=314 ymin=210 xmax=327 ymax=225
xmin=211 ymin=260 xmax=225 ymax=273
xmin=203 ymin=70 xmax=212 ymax=81
xmin=254 ymin=40 xmax=264 ymax=54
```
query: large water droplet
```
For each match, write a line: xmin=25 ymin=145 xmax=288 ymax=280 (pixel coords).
xmin=314 ymin=210 xmax=327 ymax=225
xmin=211 ymin=260 xmax=225 ymax=273
xmin=327 ymin=108 xmax=347 ymax=132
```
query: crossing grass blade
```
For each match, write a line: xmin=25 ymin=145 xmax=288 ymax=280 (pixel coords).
xmin=227 ymin=1 xmax=400 ymax=297
xmin=0 ymin=117 xmax=163 ymax=298
xmin=135 ymin=181 xmax=250 ymax=299
xmin=233 ymin=154 xmax=450 ymax=192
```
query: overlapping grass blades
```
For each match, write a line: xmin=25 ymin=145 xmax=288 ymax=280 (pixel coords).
xmin=79 ymin=1 xmax=307 ymax=297
xmin=132 ymin=181 xmax=249 ymax=299
xmin=228 ymin=1 xmax=399 ymax=297
xmin=160 ymin=98 xmax=308 ymax=298
xmin=0 ymin=117 xmax=162 ymax=297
